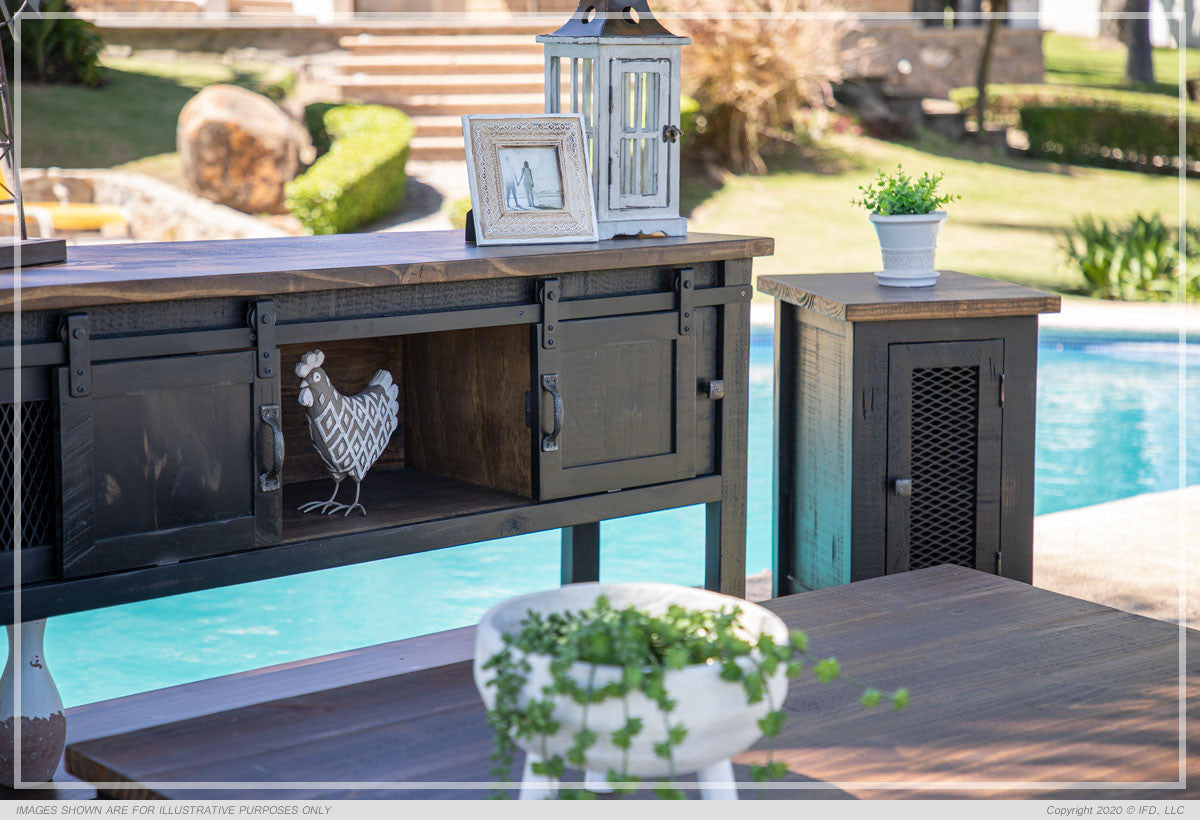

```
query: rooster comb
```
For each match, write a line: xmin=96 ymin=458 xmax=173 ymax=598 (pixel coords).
xmin=295 ymin=349 xmax=325 ymax=379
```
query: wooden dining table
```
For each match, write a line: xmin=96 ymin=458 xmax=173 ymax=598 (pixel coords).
xmin=64 ymin=565 xmax=1199 ymax=799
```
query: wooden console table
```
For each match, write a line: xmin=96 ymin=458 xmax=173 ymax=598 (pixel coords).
xmin=0 ymin=231 xmax=770 ymax=768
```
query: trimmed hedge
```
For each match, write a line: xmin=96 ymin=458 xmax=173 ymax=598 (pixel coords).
xmin=285 ymin=104 xmax=416 ymax=235
xmin=949 ymin=84 xmax=1200 ymax=170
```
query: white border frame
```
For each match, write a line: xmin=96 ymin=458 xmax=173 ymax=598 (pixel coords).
xmin=462 ymin=113 xmax=599 ymax=246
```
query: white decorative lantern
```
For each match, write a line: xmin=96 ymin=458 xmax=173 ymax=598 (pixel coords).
xmin=538 ymin=0 xmax=689 ymax=239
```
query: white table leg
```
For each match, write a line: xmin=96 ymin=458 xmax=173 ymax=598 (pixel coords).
xmin=584 ymin=769 xmax=613 ymax=793
xmin=0 ymin=620 xmax=65 ymax=787
xmin=519 ymin=753 xmax=559 ymax=800
xmin=697 ymin=758 xmax=738 ymax=800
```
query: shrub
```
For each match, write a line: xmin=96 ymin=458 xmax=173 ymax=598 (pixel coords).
xmin=680 ymin=94 xmax=700 ymax=141
xmin=285 ymin=104 xmax=415 ymax=235
xmin=1 ymin=0 xmax=103 ymax=87
xmin=853 ymin=166 xmax=958 ymax=216
xmin=445 ymin=196 xmax=471 ymax=230
xmin=302 ymin=101 xmax=340 ymax=156
xmin=662 ymin=0 xmax=858 ymax=174
xmin=1060 ymin=213 xmax=1200 ymax=302
xmin=949 ymin=84 xmax=1200 ymax=171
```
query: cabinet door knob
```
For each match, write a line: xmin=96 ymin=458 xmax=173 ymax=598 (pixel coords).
xmin=893 ymin=478 xmax=913 ymax=497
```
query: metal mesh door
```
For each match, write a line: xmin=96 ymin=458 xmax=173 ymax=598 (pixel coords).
xmin=0 ymin=400 xmax=56 ymax=551
xmin=886 ymin=340 xmax=1003 ymax=575
xmin=909 ymin=365 xmax=979 ymax=568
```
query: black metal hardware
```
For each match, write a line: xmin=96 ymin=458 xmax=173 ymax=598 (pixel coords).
xmin=541 ymin=374 xmax=563 ymax=453
xmin=251 ymin=300 xmax=277 ymax=379
xmin=893 ymin=478 xmax=913 ymax=497
xmin=62 ymin=314 xmax=91 ymax=398
xmin=704 ymin=379 xmax=725 ymax=400
xmin=540 ymin=278 xmax=560 ymax=350
xmin=662 ymin=124 xmax=681 ymax=143
xmin=999 ymin=372 xmax=1005 ymax=406
xmin=524 ymin=390 xmax=532 ymax=428
xmin=259 ymin=404 xmax=283 ymax=492
xmin=676 ymin=268 xmax=693 ymax=336
xmin=995 ymin=550 xmax=1003 ymax=575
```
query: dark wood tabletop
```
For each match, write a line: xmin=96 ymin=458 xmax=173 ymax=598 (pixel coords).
xmin=65 ymin=566 xmax=1199 ymax=800
xmin=757 ymin=271 xmax=1061 ymax=322
xmin=0 ymin=231 xmax=774 ymax=313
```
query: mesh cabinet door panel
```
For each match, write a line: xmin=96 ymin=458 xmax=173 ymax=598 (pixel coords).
xmin=886 ymin=340 xmax=1003 ymax=575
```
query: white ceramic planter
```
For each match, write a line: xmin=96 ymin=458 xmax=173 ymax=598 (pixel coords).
xmin=474 ymin=583 xmax=789 ymax=785
xmin=869 ymin=211 xmax=947 ymax=288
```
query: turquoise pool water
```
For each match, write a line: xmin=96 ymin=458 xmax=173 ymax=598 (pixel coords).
xmin=31 ymin=327 xmax=1200 ymax=707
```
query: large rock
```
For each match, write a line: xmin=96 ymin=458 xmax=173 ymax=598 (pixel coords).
xmin=177 ymin=84 xmax=314 ymax=215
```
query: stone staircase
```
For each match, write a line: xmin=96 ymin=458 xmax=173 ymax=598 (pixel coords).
xmin=331 ymin=23 xmax=555 ymax=161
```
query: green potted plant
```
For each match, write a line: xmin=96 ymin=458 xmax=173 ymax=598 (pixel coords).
xmin=474 ymin=582 xmax=907 ymax=800
xmin=854 ymin=165 xmax=959 ymax=288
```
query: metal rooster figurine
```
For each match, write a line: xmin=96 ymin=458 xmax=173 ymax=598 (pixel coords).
xmin=295 ymin=350 xmax=399 ymax=516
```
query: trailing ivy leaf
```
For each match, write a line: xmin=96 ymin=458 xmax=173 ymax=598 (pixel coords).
xmin=720 ymin=660 xmax=744 ymax=681
xmin=789 ymin=630 xmax=808 ymax=651
xmin=665 ymin=645 xmax=689 ymax=670
xmin=785 ymin=661 xmax=804 ymax=678
xmin=766 ymin=760 xmax=788 ymax=780
xmin=742 ymin=672 xmax=765 ymax=703
xmin=859 ymin=688 xmax=882 ymax=708
xmin=749 ymin=764 xmax=768 ymax=783
xmin=813 ymin=658 xmax=841 ymax=683
xmin=667 ymin=724 xmax=688 ymax=746
xmin=892 ymin=688 xmax=910 ymax=710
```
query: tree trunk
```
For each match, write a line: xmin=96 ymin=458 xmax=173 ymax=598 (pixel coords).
xmin=974 ymin=0 xmax=1007 ymax=134
xmin=1123 ymin=0 xmax=1156 ymax=85
xmin=1100 ymin=0 xmax=1125 ymax=40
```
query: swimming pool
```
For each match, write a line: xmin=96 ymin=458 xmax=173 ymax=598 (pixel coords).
xmin=35 ymin=326 xmax=1200 ymax=707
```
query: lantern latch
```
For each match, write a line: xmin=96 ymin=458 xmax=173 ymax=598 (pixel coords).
xmin=662 ymin=124 xmax=681 ymax=144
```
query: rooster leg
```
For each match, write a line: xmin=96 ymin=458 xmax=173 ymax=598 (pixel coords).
xmin=327 ymin=480 xmax=367 ymax=517
xmin=298 ymin=478 xmax=342 ymax=514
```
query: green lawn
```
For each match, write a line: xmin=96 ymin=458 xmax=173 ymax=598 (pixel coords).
xmin=22 ymin=56 xmax=294 ymax=169
xmin=1044 ymin=31 xmax=1200 ymax=97
xmin=686 ymin=132 xmax=1200 ymax=298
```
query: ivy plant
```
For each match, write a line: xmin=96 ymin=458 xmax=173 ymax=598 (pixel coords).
xmin=481 ymin=595 xmax=908 ymax=799
xmin=853 ymin=165 xmax=959 ymax=216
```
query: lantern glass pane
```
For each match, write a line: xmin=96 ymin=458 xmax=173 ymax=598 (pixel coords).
xmin=581 ymin=58 xmax=593 ymax=127
xmin=641 ymin=137 xmax=657 ymax=195
xmin=548 ymin=57 xmax=562 ymax=113
xmin=641 ymin=72 xmax=658 ymax=130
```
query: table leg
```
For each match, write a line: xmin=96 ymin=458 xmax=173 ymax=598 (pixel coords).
xmin=705 ymin=501 xmax=746 ymax=597
xmin=519 ymin=753 xmax=559 ymax=800
xmin=0 ymin=619 xmax=65 ymax=787
xmin=561 ymin=522 xmax=600 ymax=585
xmin=696 ymin=758 xmax=738 ymax=800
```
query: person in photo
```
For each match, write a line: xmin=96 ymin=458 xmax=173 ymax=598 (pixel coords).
xmin=519 ymin=160 xmax=536 ymax=209
xmin=503 ymin=157 xmax=520 ymax=210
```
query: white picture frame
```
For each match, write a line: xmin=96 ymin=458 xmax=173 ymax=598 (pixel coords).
xmin=462 ymin=114 xmax=600 ymax=246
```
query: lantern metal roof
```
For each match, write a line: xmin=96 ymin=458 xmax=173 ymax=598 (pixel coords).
xmin=537 ymin=0 xmax=689 ymax=43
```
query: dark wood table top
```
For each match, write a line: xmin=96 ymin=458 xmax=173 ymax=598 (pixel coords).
xmin=1 ymin=231 xmax=774 ymax=313
xmin=66 ymin=566 xmax=1199 ymax=799
xmin=757 ymin=271 xmax=1061 ymax=323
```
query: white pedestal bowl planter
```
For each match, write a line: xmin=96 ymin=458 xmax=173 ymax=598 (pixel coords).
xmin=869 ymin=211 xmax=947 ymax=288
xmin=474 ymin=582 xmax=789 ymax=799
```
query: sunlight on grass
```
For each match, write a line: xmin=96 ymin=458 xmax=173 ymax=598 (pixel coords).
xmin=22 ymin=56 xmax=295 ymax=169
xmin=1044 ymin=32 xmax=1200 ymax=97
xmin=687 ymin=133 xmax=1200 ymax=298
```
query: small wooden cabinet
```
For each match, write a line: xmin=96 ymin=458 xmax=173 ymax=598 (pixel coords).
xmin=0 ymin=232 xmax=770 ymax=623
xmin=758 ymin=271 xmax=1060 ymax=595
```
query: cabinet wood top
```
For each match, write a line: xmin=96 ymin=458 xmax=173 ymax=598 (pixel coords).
xmin=757 ymin=271 xmax=1061 ymax=322
xmin=0 ymin=230 xmax=774 ymax=313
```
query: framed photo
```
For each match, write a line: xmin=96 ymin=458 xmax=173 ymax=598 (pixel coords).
xmin=462 ymin=114 xmax=599 ymax=246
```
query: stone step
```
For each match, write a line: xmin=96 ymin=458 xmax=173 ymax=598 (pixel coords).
xmin=352 ymin=92 xmax=545 ymax=115
xmin=408 ymin=135 xmax=465 ymax=161
xmin=333 ymin=52 xmax=546 ymax=76
xmin=339 ymin=34 xmax=545 ymax=55
xmin=336 ymin=73 xmax=556 ymax=97
xmin=410 ymin=115 xmax=467 ymax=137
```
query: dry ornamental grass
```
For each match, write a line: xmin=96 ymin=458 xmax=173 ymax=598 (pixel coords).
xmin=665 ymin=0 xmax=860 ymax=173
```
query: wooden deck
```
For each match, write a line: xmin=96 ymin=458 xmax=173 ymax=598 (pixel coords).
xmin=58 ymin=566 xmax=1200 ymax=800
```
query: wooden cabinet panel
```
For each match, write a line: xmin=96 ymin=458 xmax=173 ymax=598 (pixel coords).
xmin=58 ymin=350 xmax=279 ymax=579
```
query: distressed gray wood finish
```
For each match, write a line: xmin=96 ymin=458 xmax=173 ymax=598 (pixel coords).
xmin=1 ymin=232 xmax=771 ymax=313
xmin=64 ymin=566 xmax=1200 ymax=800
xmin=561 ymin=522 xmax=600 ymax=584
xmin=0 ymin=233 xmax=769 ymax=621
xmin=706 ymin=259 xmax=752 ymax=597
xmin=757 ymin=271 xmax=1061 ymax=323
xmin=762 ymin=272 xmax=1058 ymax=593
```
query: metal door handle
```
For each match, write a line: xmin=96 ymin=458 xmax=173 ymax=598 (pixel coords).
xmin=260 ymin=404 xmax=284 ymax=492
xmin=541 ymin=374 xmax=563 ymax=453
xmin=662 ymin=124 xmax=681 ymax=143
xmin=893 ymin=478 xmax=912 ymax=497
